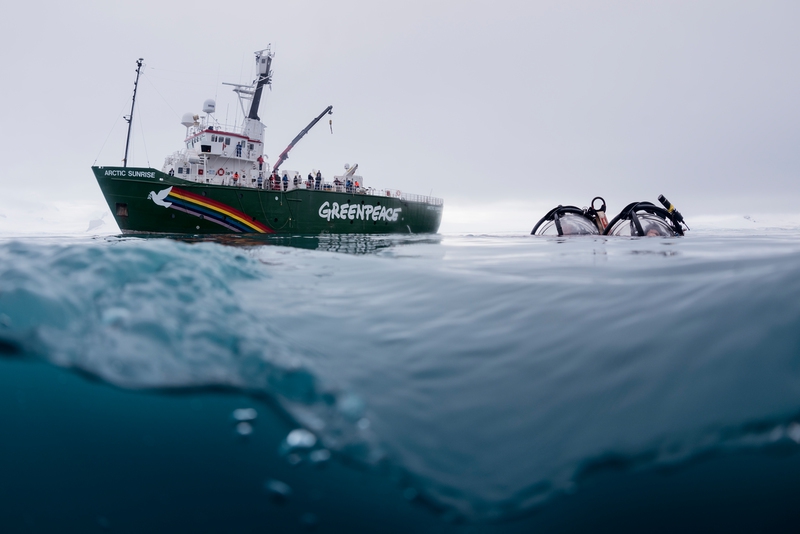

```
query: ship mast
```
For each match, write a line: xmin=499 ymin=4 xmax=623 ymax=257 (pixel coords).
xmin=123 ymin=58 xmax=144 ymax=168
xmin=247 ymin=48 xmax=273 ymax=121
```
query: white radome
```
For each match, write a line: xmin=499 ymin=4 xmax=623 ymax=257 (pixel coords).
xmin=180 ymin=112 xmax=195 ymax=128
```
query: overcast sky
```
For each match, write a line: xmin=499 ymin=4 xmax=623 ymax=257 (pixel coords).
xmin=1 ymin=0 xmax=798 ymax=233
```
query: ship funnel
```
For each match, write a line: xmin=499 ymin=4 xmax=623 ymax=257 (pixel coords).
xmin=203 ymin=99 xmax=216 ymax=114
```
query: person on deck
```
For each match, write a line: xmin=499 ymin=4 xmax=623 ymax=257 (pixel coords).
xmin=315 ymin=171 xmax=322 ymax=190
xmin=307 ymin=172 xmax=314 ymax=189
xmin=282 ymin=173 xmax=289 ymax=191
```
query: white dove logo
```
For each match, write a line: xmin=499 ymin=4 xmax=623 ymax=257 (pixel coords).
xmin=147 ymin=186 xmax=173 ymax=208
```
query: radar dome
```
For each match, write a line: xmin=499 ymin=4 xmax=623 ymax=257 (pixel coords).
xmin=203 ymin=99 xmax=216 ymax=114
xmin=180 ymin=112 xmax=195 ymax=128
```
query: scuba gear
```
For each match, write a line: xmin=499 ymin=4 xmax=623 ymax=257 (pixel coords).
xmin=658 ymin=195 xmax=689 ymax=230
xmin=603 ymin=195 xmax=688 ymax=237
xmin=586 ymin=197 xmax=609 ymax=233
xmin=531 ymin=197 xmax=608 ymax=236
xmin=531 ymin=206 xmax=598 ymax=236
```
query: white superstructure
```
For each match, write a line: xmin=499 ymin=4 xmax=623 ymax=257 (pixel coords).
xmin=161 ymin=48 xmax=276 ymax=188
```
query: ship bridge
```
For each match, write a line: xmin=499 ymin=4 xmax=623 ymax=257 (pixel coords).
xmin=185 ymin=128 xmax=262 ymax=161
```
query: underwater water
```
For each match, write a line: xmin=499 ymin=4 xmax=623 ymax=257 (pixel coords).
xmin=1 ymin=230 xmax=800 ymax=533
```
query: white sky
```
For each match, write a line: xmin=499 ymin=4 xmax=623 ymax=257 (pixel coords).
xmin=1 ymin=0 xmax=798 ymax=234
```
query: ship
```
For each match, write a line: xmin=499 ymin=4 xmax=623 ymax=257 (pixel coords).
xmin=92 ymin=48 xmax=443 ymax=235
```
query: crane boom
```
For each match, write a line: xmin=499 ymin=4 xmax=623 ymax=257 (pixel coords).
xmin=272 ymin=105 xmax=333 ymax=173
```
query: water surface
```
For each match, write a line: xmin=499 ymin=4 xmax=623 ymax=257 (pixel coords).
xmin=1 ymin=230 xmax=800 ymax=531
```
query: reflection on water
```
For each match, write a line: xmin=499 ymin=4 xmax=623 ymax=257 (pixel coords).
xmin=122 ymin=232 xmax=443 ymax=255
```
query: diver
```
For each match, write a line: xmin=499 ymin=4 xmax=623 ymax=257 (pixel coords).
xmin=644 ymin=224 xmax=668 ymax=237
xmin=532 ymin=195 xmax=688 ymax=237
xmin=531 ymin=197 xmax=609 ymax=236
xmin=602 ymin=195 xmax=688 ymax=236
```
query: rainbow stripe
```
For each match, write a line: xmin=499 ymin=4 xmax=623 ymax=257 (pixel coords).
xmin=166 ymin=187 xmax=273 ymax=233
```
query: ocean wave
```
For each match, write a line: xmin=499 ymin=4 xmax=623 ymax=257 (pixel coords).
xmin=0 ymin=239 xmax=385 ymax=465
xmin=1 ymin=234 xmax=800 ymax=521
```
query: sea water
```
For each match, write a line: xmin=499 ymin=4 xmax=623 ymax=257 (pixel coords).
xmin=1 ymin=230 xmax=800 ymax=532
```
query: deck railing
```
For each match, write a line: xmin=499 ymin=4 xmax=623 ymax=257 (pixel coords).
xmin=259 ymin=180 xmax=443 ymax=205
xmin=177 ymin=172 xmax=444 ymax=206
xmin=400 ymin=192 xmax=444 ymax=206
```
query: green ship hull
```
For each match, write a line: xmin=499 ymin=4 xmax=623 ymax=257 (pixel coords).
xmin=93 ymin=167 xmax=442 ymax=235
